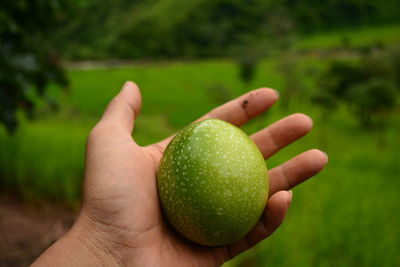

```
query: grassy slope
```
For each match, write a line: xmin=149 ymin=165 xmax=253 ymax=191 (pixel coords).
xmin=1 ymin=24 xmax=400 ymax=266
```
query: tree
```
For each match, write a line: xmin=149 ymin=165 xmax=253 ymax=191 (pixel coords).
xmin=314 ymin=47 xmax=398 ymax=129
xmin=118 ymin=0 xmax=280 ymax=58
xmin=0 ymin=0 xmax=71 ymax=133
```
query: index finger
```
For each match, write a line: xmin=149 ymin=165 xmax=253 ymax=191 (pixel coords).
xmin=151 ymin=88 xmax=278 ymax=152
xmin=199 ymin=88 xmax=278 ymax=125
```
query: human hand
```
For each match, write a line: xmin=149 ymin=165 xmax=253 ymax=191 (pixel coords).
xmin=33 ymin=82 xmax=327 ymax=266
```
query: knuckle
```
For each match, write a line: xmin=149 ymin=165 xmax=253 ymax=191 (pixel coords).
xmin=87 ymin=123 xmax=107 ymax=145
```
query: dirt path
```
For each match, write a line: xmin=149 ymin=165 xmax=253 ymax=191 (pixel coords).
xmin=0 ymin=196 xmax=76 ymax=266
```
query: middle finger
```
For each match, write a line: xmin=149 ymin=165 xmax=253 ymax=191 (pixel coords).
xmin=251 ymin=113 xmax=313 ymax=159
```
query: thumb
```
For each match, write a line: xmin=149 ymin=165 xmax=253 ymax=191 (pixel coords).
xmin=101 ymin=81 xmax=142 ymax=133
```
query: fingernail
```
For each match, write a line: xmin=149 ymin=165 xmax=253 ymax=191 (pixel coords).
xmin=273 ymin=89 xmax=280 ymax=98
xmin=122 ymin=81 xmax=132 ymax=90
xmin=288 ymin=190 xmax=293 ymax=201
xmin=322 ymin=151 xmax=329 ymax=162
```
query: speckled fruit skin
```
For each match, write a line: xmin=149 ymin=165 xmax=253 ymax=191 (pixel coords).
xmin=157 ymin=119 xmax=268 ymax=246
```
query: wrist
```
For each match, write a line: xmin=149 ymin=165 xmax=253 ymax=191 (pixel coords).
xmin=32 ymin=213 xmax=121 ymax=266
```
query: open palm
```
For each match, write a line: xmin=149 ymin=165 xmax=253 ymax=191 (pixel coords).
xmin=35 ymin=82 xmax=327 ymax=267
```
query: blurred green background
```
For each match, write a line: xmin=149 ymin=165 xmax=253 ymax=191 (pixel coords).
xmin=1 ymin=0 xmax=400 ymax=266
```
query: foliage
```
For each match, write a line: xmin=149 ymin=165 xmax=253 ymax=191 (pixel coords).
xmin=52 ymin=0 xmax=147 ymax=60
xmin=237 ymin=57 xmax=258 ymax=85
xmin=314 ymin=47 xmax=399 ymax=128
xmin=285 ymin=0 xmax=400 ymax=32
xmin=388 ymin=46 xmax=400 ymax=88
xmin=48 ymin=0 xmax=400 ymax=60
xmin=118 ymin=0 xmax=280 ymax=58
xmin=347 ymin=78 xmax=396 ymax=128
xmin=278 ymin=55 xmax=301 ymax=111
xmin=0 ymin=0 xmax=71 ymax=133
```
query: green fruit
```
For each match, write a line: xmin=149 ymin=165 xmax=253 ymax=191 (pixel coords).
xmin=157 ymin=119 xmax=268 ymax=246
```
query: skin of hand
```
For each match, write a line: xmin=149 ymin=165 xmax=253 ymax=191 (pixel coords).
xmin=33 ymin=81 xmax=328 ymax=267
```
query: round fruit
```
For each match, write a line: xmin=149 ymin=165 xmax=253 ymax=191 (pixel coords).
xmin=157 ymin=119 xmax=268 ymax=246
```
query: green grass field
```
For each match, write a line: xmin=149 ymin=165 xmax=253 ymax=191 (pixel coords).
xmin=1 ymin=25 xmax=400 ymax=266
